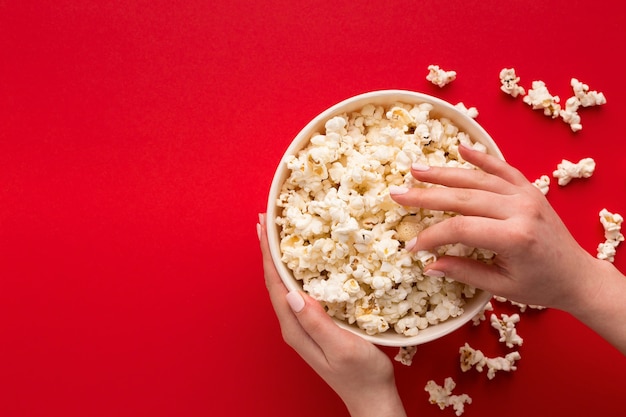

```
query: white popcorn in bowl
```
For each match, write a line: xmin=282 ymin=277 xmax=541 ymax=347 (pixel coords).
xmin=426 ymin=65 xmax=457 ymax=87
xmin=499 ymin=68 xmax=526 ymax=97
xmin=267 ymin=90 xmax=502 ymax=347
xmin=552 ymin=157 xmax=596 ymax=186
xmin=454 ymin=102 xmax=478 ymax=119
xmin=425 ymin=377 xmax=472 ymax=416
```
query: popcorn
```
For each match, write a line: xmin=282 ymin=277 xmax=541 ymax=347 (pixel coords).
xmin=459 ymin=343 xmax=521 ymax=379
xmin=571 ymin=77 xmax=606 ymax=108
xmin=490 ymin=313 xmax=523 ymax=348
xmin=552 ymin=157 xmax=595 ymax=186
xmin=599 ymin=208 xmax=624 ymax=242
xmin=394 ymin=345 xmax=417 ymax=366
xmin=559 ymin=96 xmax=583 ymax=132
xmin=597 ymin=208 xmax=624 ymax=262
xmin=532 ymin=175 xmax=551 ymax=195
xmin=454 ymin=102 xmax=478 ymax=119
xmin=499 ymin=68 xmax=526 ymax=97
xmin=425 ymin=377 xmax=472 ymax=416
xmin=471 ymin=300 xmax=493 ymax=326
xmin=523 ymin=80 xmax=561 ymax=118
xmin=426 ymin=65 xmax=457 ymax=88
xmin=276 ymin=102 xmax=495 ymax=336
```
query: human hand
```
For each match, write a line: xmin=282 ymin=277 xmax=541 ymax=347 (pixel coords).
xmin=389 ymin=144 xmax=601 ymax=314
xmin=258 ymin=213 xmax=407 ymax=417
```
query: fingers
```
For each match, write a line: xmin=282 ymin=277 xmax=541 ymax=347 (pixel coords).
xmin=391 ymin=186 xmax=511 ymax=219
xmin=424 ymin=255 xmax=514 ymax=298
xmin=457 ymin=145 xmax=529 ymax=187
xmin=408 ymin=162 xmax=515 ymax=195
xmin=413 ymin=215 xmax=509 ymax=255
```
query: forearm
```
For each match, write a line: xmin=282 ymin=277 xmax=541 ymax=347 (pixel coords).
xmin=567 ymin=258 xmax=626 ymax=355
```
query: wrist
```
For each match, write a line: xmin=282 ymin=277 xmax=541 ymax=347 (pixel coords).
xmin=343 ymin=384 xmax=407 ymax=417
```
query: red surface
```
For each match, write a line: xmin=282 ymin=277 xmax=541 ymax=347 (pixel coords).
xmin=1 ymin=1 xmax=625 ymax=416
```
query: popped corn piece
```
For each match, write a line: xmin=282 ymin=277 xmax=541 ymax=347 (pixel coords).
xmin=571 ymin=77 xmax=606 ymax=107
xmin=490 ymin=313 xmax=523 ymax=348
xmin=499 ymin=68 xmax=526 ymax=97
xmin=559 ymin=96 xmax=583 ymax=132
xmin=394 ymin=345 xmax=417 ymax=366
xmin=426 ymin=65 xmax=457 ymax=88
xmin=471 ymin=300 xmax=493 ymax=326
xmin=597 ymin=208 xmax=624 ymax=262
xmin=459 ymin=343 xmax=521 ymax=380
xmin=425 ymin=377 xmax=472 ymax=416
xmin=552 ymin=157 xmax=595 ymax=186
xmin=599 ymin=208 xmax=624 ymax=242
xmin=523 ymin=80 xmax=561 ymax=118
xmin=454 ymin=102 xmax=478 ymax=119
xmin=597 ymin=241 xmax=618 ymax=263
xmin=532 ymin=175 xmax=551 ymax=195
xmin=492 ymin=296 xmax=546 ymax=312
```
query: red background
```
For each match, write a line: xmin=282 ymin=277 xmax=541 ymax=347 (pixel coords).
xmin=1 ymin=1 xmax=625 ymax=416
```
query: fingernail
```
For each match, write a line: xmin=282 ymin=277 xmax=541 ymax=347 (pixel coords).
xmin=411 ymin=162 xmax=430 ymax=171
xmin=286 ymin=290 xmax=305 ymax=313
xmin=424 ymin=269 xmax=445 ymax=278
xmin=459 ymin=141 xmax=473 ymax=150
xmin=256 ymin=223 xmax=261 ymax=240
xmin=258 ymin=212 xmax=266 ymax=225
xmin=389 ymin=185 xmax=410 ymax=195
xmin=405 ymin=237 xmax=417 ymax=251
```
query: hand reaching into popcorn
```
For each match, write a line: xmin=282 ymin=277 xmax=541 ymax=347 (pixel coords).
xmin=390 ymin=144 xmax=626 ymax=354
xmin=258 ymin=214 xmax=408 ymax=417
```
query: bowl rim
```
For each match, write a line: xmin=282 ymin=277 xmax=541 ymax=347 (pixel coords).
xmin=265 ymin=89 xmax=499 ymax=347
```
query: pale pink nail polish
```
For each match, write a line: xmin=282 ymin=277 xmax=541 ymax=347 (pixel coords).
xmin=405 ymin=237 xmax=417 ymax=251
xmin=389 ymin=185 xmax=409 ymax=195
xmin=256 ymin=223 xmax=261 ymax=240
xmin=411 ymin=162 xmax=430 ymax=171
xmin=286 ymin=290 xmax=305 ymax=313
xmin=424 ymin=269 xmax=445 ymax=278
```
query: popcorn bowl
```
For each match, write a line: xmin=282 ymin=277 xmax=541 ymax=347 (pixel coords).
xmin=266 ymin=90 xmax=502 ymax=347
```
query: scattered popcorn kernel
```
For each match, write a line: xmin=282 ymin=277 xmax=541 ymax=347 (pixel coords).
xmin=426 ymin=65 xmax=457 ymax=88
xmin=552 ymin=157 xmax=595 ymax=186
xmin=499 ymin=68 xmax=526 ymax=97
xmin=571 ymin=78 xmax=606 ymax=107
xmin=490 ymin=313 xmax=523 ymax=348
xmin=394 ymin=345 xmax=418 ymax=366
xmin=559 ymin=96 xmax=583 ymax=132
xmin=523 ymin=80 xmax=561 ymax=118
xmin=425 ymin=377 xmax=472 ymax=416
xmin=532 ymin=175 xmax=551 ymax=195
xmin=597 ymin=208 xmax=624 ymax=262
xmin=459 ymin=343 xmax=521 ymax=379
xmin=454 ymin=102 xmax=478 ymax=119
xmin=471 ymin=300 xmax=493 ymax=326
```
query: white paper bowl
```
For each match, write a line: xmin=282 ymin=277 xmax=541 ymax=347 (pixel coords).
xmin=266 ymin=90 xmax=502 ymax=347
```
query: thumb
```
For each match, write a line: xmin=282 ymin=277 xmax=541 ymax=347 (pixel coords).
xmin=286 ymin=290 xmax=357 ymax=350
